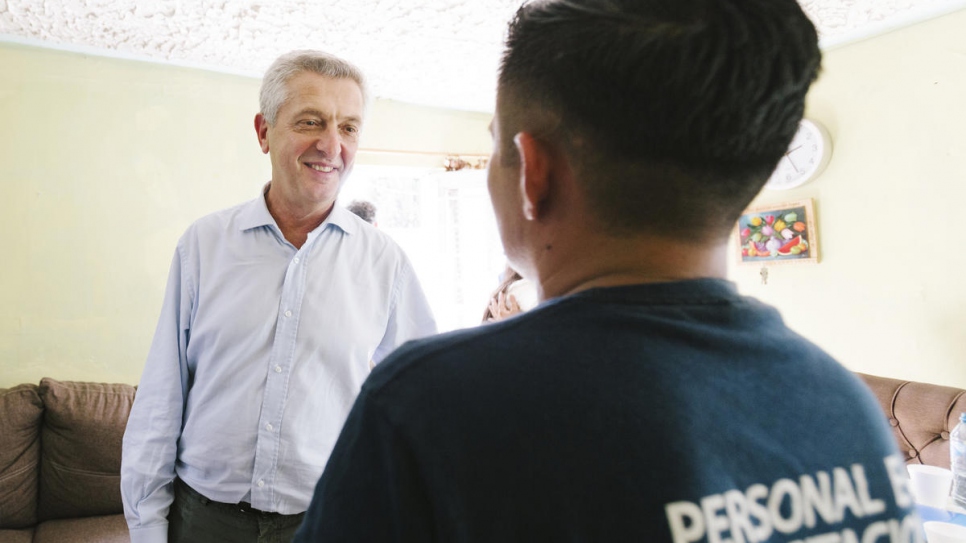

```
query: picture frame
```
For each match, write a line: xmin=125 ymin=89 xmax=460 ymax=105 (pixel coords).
xmin=735 ymin=199 xmax=818 ymax=265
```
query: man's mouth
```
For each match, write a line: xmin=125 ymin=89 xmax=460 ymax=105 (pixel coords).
xmin=308 ymin=164 xmax=336 ymax=173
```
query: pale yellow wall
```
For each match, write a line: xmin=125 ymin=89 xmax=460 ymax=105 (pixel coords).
xmin=729 ymin=9 xmax=966 ymax=388
xmin=0 ymin=43 xmax=491 ymax=388
xmin=5 ymin=9 xmax=966 ymax=390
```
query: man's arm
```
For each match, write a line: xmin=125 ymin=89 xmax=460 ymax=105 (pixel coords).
xmin=372 ymin=259 xmax=437 ymax=364
xmin=293 ymin=390 xmax=435 ymax=542
xmin=121 ymin=248 xmax=192 ymax=543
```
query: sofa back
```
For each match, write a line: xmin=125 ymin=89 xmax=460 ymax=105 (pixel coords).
xmin=38 ymin=378 xmax=136 ymax=521
xmin=858 ymin=373 xmax=966 ymax=468
xmin=0 ymin=378 xmax=135 ymax=529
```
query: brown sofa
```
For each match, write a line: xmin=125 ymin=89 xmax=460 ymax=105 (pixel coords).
xmin=1 ymin=374 xmax=963 ymax=542
xmin=858 ymin=372 xmax=966 ymax=469
xmin=0 ymin=378 xmax=133 ymax=543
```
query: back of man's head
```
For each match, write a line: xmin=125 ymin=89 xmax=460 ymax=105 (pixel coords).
xmin=497 ymin=0 xmax=821 ymax=242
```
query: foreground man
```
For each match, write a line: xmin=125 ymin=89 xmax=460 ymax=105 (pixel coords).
xmin=121 ymin=50 xmax=436 ymax=543
xmin=295 ymin=1 xmax=920 ymax=541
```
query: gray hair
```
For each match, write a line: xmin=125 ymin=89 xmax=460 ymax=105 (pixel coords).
xmin=259 ymin=50 xmax=369 ymax=125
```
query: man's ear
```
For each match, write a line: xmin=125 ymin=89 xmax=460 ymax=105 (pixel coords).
xmin=513 ymin=132 xmax=552 ymax=221
xmin=254 ymin=113 xmax=270 ymax=154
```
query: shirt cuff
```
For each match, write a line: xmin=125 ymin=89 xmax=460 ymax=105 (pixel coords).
xmin=129 ymin=523 xmax=169 ymax=543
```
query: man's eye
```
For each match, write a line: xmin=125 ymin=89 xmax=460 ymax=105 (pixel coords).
xmin=343 ymin=125 xmax=359 ymax=134
xmin=299 ymin=120 xmax=320 ymax=127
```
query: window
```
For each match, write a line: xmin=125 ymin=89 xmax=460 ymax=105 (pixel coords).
xmin=340 ymin=165 xmax=507 ymax=332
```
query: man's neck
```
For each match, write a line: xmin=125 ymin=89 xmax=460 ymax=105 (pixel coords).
xmin=265 ymin=186 xmax=333 ymax=249
xmin=531 ymin=233 xmax=729 ymax=302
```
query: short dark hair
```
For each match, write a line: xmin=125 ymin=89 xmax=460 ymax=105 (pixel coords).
xmin=346 ymin=200 xmax=377 ymax=224
xmin=497 ymin=0 xmax=821 ymax=240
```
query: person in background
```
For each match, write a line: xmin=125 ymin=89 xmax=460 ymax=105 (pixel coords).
xmin=121 ymin=50 xmax=436 ymax=543
xmin=481 ymin=263 xmax=537 ymax=322
xmin=346 ymin=199 xmax=377 ymax=226
xmin=293 ymin=0 xmax=919 ymax=540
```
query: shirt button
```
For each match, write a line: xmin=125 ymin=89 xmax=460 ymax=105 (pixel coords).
xmin=293 ymin=257 xmax=300 ymax=264
xmin=284 ymin=310 xmax=292 ymax=318
xmin=266 ymin=423 xmax=273 ymax=431
xmin=257 ymin=480 xmax=265 ymax=488
xmin=275 ymin=366 xmax=282 ymax=373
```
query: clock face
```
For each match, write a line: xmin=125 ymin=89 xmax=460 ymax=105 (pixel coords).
xmin=764 ymin=119 xmax=832 ymax=190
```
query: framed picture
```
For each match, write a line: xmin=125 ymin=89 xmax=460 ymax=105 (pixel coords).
xmin=735 ymin=199 xmax=818 ymax=265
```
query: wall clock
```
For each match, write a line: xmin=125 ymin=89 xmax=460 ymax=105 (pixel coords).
xmin=764 ymin=118 xmax=833 ymax=190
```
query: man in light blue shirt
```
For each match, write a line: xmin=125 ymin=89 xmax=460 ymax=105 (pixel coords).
xmin=120 ymin=50 xmax=437 ymax=543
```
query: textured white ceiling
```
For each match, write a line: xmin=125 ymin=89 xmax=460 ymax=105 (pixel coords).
xmin=2 ymin=0 xmax=965 ymax=113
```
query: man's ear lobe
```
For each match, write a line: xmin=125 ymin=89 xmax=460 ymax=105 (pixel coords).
xmin=513 ymin=132 xmax=552 ymax=221
xmin=255 ymin=113 xmax=270 ymax=154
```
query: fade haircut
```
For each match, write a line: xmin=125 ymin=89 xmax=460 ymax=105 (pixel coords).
xmin=497 ymin=0 xmax=821 ymax=241
xmin=259 ymin=50 xmax=369 ymax=126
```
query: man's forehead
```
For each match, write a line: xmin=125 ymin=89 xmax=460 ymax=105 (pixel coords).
xmin=283 ymin=75 xmax=365 ymax=118
xmin=288 ymin=74 xmax=362 ymax=97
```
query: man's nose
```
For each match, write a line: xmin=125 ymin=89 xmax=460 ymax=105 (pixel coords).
xmin=315 ymin=128 xmax=340 ymax=156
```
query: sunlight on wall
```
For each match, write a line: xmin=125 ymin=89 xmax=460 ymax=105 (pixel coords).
xmin=728 ymin=9 xmax=966 ymax=388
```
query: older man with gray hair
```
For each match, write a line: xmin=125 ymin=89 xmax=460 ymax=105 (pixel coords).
xmin=120 ymin=50 xmax=436 ymax=543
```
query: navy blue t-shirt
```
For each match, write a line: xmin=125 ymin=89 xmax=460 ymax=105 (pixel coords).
xmin=295 ymin=279 xmax=920 ymax=542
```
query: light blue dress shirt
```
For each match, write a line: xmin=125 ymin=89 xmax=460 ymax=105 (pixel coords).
xmin=121 ymin=188 xmax=437 ymax=543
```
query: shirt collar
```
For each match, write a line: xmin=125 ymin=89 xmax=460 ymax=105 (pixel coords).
xmin=236 ymin=182 xmax=357 ymax=237
xmin=324 ymin=205 xmax=357 ymax=235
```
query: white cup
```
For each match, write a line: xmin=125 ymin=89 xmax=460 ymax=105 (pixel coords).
xmin=908 ymin=465 xmax=953 ymax=509
xmin=923 ymin=521 xmax=966 ymax=543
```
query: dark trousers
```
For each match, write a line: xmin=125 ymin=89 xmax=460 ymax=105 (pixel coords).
xmin=169 ymin=478 xmax=305 ymax=543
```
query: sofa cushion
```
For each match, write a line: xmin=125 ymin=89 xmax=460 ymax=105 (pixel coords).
xmin=32 ymin=514 xmax=130 ymax=543
xmin=37 ymin=379 xmax=135 ymax=521
xmin=0 ymin=384 xmax=43 ymax=529
xmin=0 ymin=528 xmax=34 ymax=543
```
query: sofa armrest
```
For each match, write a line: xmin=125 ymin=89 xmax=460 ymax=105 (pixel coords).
xmin=0 ymin=384 xmax=44 ymax=529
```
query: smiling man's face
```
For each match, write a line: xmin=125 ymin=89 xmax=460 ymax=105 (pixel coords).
xmin=256 ymin=71 xmax=365 ymax=214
